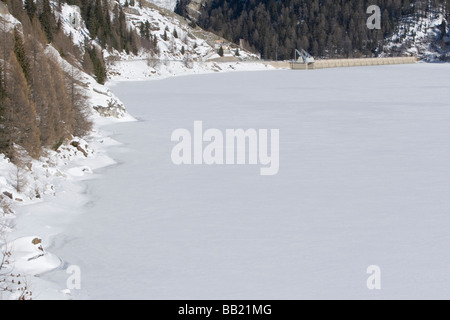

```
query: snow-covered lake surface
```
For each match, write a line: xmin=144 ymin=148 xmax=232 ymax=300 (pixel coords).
xmin=41 ymin=64 xmax=450 ymax=299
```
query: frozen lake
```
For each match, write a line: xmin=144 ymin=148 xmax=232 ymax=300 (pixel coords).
xmin=55 ymin=64 xmax=450 ymax=299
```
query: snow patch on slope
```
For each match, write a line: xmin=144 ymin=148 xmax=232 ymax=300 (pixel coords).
xmin=45 ymin=45 xmax=135 ymax=122
xmin=382 ymin=10 xmax=449 ymax=61
xmin=54 ymin=1 xmax=265 ymax=84
xmin=105 ymin=1 xmax=270 ymax=81
xmin=57 ymin=3 xmax=90 ymax=46
xmin=146 ymin=0 xmax=179 ymax=11
xmin=107 ymin=59 xmax=276 ymax=82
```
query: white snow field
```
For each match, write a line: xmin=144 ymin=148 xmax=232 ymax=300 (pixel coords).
xmin=25 ymin=63 xmax=450 ymax=299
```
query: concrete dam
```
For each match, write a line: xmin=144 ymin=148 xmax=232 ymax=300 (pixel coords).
xmin=289 ymin=57 xmax=418 ymax=70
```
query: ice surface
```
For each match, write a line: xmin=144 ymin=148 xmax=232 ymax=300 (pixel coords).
xmin=20 ymin=63 xmax=450 ymax=299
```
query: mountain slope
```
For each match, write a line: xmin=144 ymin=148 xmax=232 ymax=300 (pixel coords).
xmin=147 ymin=0 xmax=178 ymax=11
xmin=381 ymin=8 xmax=449 ymax=60
xmin=176 ymin=0 xmax=450 ymax=60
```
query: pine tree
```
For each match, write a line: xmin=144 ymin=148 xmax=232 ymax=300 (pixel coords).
xmin=145 ymin=21 xmax=151 ymax=39
xmin=24 ymin=0 xmax=37 ymax=20
xmin=88 ymin=46 xmax=106 ymax=84
xmin=51 ymin=59 xmax=74 ymax=142
xmin=29 ymin=38 xmax=64 ymax=148
xmin=440 ymin=20 xmax=447 ymax=51
xmin=6 ymin=54 xmax=41 ymax=159
xmin=218 ymin=46 xmax=224 ymax=57
xmin=152 ymin=34 xmax=159 ymax=55
xmin=0 ymin=64 xmax=6 ymax=102
xmin=13 ymin=28 xmax=30 ymax=84
xmin=139 ymin=22 xmax=146 ymax=38
xmin=0 ymin=63 xmax=8 ymax=153
xmin=81 ymin=45 xmax=94 ymax=76
xmin=39 ymin=0 xmax=56 ymax=42
xmin=66 ymin=66 xmax=92 ymax=138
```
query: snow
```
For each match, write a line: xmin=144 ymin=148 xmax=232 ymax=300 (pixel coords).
xmin=3 ymin=0 xmax=267 ymax=300
xmin=107 ymin=60 xmax=276 ymax=82
xmin=103 ymin=0 xmax=262 ymax=80
xmin=57 ymin=3 xmax=90 ymax=47
xmin=146 ymin=0 xmax=179 ymax=11
xmin=0 ymin=6 xmax=134 ymax=298
xmin=1 ymin=0 xmax=449 ymax=300
xmin=10 ymin=63 xmax=450 ymax=299
xmin=44 ymin=45 xmax=136 ymax=123
xmin=0 ymin=3 xmax=20 ymax=32
xmin=2 ymin=237 xmax=61 ymax=276
xmin=0 ymin=123 xmax=124 ymax=299
xmin=382 ymin=9 xmax=449 ymax=61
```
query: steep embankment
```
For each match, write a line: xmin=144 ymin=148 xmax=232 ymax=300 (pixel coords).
xmin=381 ymin=9 xmax=449 ymax=61
xmin=0 ymin=1 xmax=133 ymax=300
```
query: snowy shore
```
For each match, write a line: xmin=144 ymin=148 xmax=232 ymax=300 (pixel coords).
xmin=0 ymin=60 xmax=278 ymax=300
xmin=4 ymin=62 xmax=450 ymax=300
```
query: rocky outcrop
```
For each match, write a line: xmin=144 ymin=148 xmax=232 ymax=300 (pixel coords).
xmin=93 ymin=98 xmax=128 ymax=119
xmin=175 ymin=0 xmax=210 ymax=21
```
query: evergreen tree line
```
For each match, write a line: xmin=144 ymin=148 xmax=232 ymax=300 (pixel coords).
xmin=5 ymin=0 xmax=108 ymax=82
xmin=177 ymin=0 xmax=450 ymax=60
xmin=0 ymin=0 xmax=162 ymax=161
xmin=0 ymin=0 xmax=92 ymax=162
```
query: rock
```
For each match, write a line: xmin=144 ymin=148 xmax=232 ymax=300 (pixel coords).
xmin=124 ymin=7 xmax=140 ymax=15
xmin=3 ymin=191 xmax=13 ymax=199
xmin=93 ymin=99 xmax=128 ymax=118
xmin=71 ymin=141 xmax=88 ymax=157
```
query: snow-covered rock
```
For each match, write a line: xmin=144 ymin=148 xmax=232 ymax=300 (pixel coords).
xmin=0 ymin=2 xmax=20 ymax=31
xmin=2 ymin=237 xmax=61 ymax=276
xmin=146 ymin=0 xmax=179 ymax=11
xmin=57 ymin=3 xmax=90 ymax=46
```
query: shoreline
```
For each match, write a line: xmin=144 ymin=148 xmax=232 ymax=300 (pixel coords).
xmin=5 ymin=62 xmax=446 ymax=299
xmin=5 ymin=123 xmax=128 ymax=299
xmin=5 ymin=61 xmax=278 ymax=299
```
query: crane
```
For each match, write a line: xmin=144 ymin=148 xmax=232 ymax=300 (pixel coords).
xmin=294 ymin=49 xmax=315 ymax=64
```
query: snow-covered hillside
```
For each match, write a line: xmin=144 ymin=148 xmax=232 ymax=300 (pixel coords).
xmin=53 ymin=1 xmax=263 ymax=81
xmin=107 ymin=1 xmax=262 ymax=80
xmin=0 ymin=0 xmax=266 ymax=220
xmin=0 ymin=1 xmax=135 ymax=299
xmin=382 ymin=9 xmax=449 ymax=61
xmin=146 ymin=0 xmax=179 ymax=11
